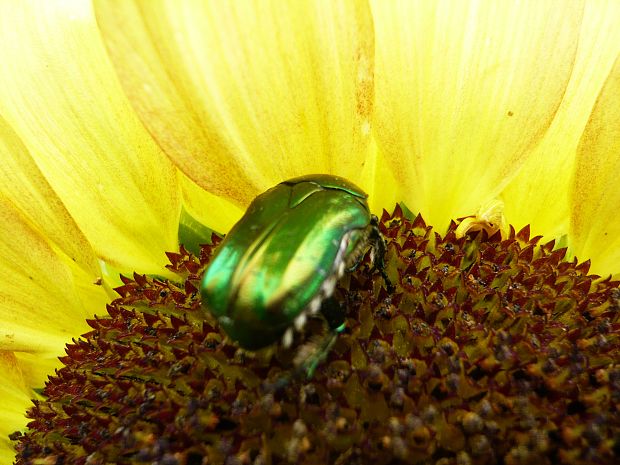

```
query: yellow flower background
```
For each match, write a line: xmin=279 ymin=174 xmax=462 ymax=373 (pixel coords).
xmin=1 ymin=0 xmax=620 ymax=462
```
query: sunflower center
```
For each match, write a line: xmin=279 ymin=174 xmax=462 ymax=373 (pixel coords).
xmin=12 ymin=206 xmax=620 ymax=465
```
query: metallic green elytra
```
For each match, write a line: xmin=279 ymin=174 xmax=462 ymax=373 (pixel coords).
xmin=200 ymin=174 xmax=388 ymax=358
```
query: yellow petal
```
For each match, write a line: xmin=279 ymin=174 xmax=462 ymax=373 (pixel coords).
xmin=0 ymin=1 xmax=180 ymax=275
xmin=0 ymin=115 xmax=111 ymax=321
xmin=371 ymin=0 xmax=582 ymax=230
xmin=0 ymin=352 xmax=33 ymax=462
xmin=0 ymin=115 xmax=100 ymax=278
xmin=179 ymin=172 xmax=243 ymax=235
xmin=503 ymin=2 xmax=620 ymax=239
xmin=95 ymin=0 xmax=374 ymax=205
xmin=0 ymin=196 xmax=93 ymax=355
xmin=14 ymin=352 xmax=63 ymax=393
xmin=358 ymin=138 xmax=400 ymax=214
xmin=570 ymin=55 xmax=620 ymax=276
xmin=0 ymin=200 xmax=92 ymax=455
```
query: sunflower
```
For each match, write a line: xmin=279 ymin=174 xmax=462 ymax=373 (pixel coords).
xmin=1 ymin=1 xmax=619 ymax=464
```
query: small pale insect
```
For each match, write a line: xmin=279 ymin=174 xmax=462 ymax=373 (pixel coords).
xmin=200 ymin=174 xmax=389 ymax=376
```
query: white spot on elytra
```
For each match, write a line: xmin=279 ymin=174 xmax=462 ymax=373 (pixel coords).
xmin=309 ymin=297 xmax=321 ymax=314
xmin=282 ymin=328 xmax=294 ymax=348
xmin=322 ymin=276 xmax=336 ymax=297
xmin=294 ymin=312 xmax=307 ymax=331
xmin=338 ymin=261 xmax=346 ymax=277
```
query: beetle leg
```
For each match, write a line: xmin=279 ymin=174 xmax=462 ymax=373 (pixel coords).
xmin=319 ymin=296 xmax=346 ymax=330
xmin=369 ymin=215 xmax=394 ymax=292
xmin=291 ymin=297 xmax=347 ymax=378
xmin=294 ymin=329 xmax=340 ymax=379
xmin=369 ymin=215 xmax=386 ymax=269
xmin=343 ymin=229 xmax=368 ymax=273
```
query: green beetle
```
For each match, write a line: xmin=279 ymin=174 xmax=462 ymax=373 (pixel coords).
xmin=201 ymin=174 xmax=389 ymax=375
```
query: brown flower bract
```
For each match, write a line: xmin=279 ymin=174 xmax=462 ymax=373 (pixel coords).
xmin=13 ymin=207 xmax=620 ymax=465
